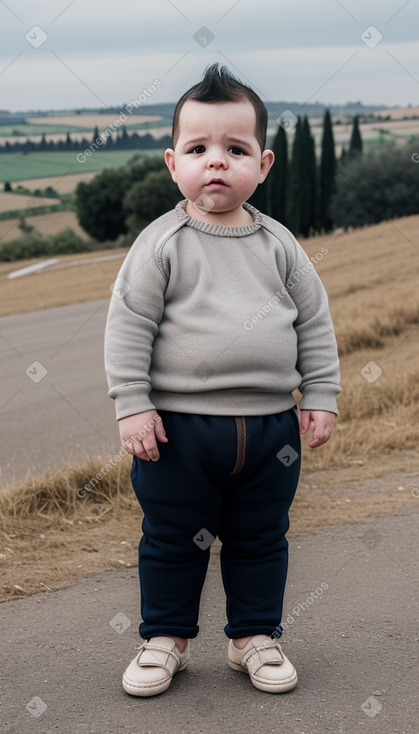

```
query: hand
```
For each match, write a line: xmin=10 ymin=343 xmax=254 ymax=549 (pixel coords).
xmin=118 ymin=409 xmax=168 ymax=461
xmin=299 ymin=409 xmax=336 ymax=448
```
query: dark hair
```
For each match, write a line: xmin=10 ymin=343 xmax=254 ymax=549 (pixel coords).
xmin=172 ymin=63 xmax=267 ymax=150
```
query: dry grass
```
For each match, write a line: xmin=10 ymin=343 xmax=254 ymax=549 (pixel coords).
xmin=372 ymin=105 xmax=419 ymax=119
xmin=1 ymin=451 xmax=416 ymax=603
xmin=1 ymin=214 xmax=419 ymax=601
xmin=0 ymin=211 xmax=89 ymax=247
xmin=0 ymin=192 xmax=60 ymax=213
xmin=0 ymin=456 xmax=140 ymax=601
xmin=0 ymin=246 xmax=125 ymax=316
xmin=17 ymin=172 xmax=98 ymax=194
xmin=298 ymin=334 xmax=419 ymax=473
xmin=297 ymin=215 xmax=419 ymax=472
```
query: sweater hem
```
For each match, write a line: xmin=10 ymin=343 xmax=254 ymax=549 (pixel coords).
xmin=149 ymin=390 xmax=298 ymax=416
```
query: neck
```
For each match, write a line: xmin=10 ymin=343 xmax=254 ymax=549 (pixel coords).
xmin=185 ymin=201 xmax=253 ymax=228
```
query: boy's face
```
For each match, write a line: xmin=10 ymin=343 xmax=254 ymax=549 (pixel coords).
xmin=165 ymin=99 xmax=274 ymax=225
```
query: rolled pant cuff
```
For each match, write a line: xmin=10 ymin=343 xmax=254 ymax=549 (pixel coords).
xmin=139 ymin=623 xmax=199 ymax=640
xmin=224 ymin=624 xmax=283 ymax=639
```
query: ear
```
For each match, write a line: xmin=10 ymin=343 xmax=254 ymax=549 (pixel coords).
xmin=259 ymin=149 xmax=275 ymax=183
xmin=164 ymin=148 xmax=177 ymax=183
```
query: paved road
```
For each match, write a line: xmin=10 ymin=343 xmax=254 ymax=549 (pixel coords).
xmin=1 ymin=512 xmax=417 ymax=734
xmin=0 ymin=299 xmax=120 ymax=487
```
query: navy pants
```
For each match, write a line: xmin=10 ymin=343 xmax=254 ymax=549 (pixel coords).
xmin=130 ymin=408 xmax=301 ymax=640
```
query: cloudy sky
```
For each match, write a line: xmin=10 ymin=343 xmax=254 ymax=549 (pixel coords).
xmin=0 ymin=0 xmax=418 ymax=112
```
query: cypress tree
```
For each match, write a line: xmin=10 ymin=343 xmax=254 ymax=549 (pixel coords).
xmin=121 ymin=125 xmax=129 ymax=149
xmin=320 ymin=109 xmax=336 ymax=233
xmin=349 ymin=115 xmax=363 ymax=158
xmin=286 ymin=117 xmax=304 ymax=235
xmin=268 ymin=124 xmax=288 ymax=225
xmin=287 ymin=117 xmax=317 ymax=237
xmin=302 ymin=116 xmax=317 ymax=236
xmin=247 ymin=176 xmax=269 ymax=213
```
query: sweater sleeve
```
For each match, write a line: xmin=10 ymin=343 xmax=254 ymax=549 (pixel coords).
xmin=281 ymin=229 xmax=341 ymax=414
xmin=104 ymin=231 xmax=168 ymax=420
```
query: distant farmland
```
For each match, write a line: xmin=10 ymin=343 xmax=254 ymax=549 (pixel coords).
xmin=1 ymin=107 xmax=418 ymax=186
xmin=0 ymin=150 xmax=164 ymax=183
xmin=0 ymin=124 xmax=90 ymax=137
xmin=26 ymin=114 xmax=163 ymax=128
xmin=0 ymin=114 xmax=165 ymax=138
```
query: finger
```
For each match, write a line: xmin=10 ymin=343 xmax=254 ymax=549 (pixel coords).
xmin=154 ymin=416 xmax=169 ymax=443
xmin=120 ymin=436 xmax=134 ymax=455
xmin=141 ymin=432 xmax=160 ymax=461
xmin=299 ymin=411 xmax=311 ymax=435
xmin=129 ymin=413 xmax=165 ymax=448
xmin=307 ymin=425 xmax=331 ymax=448
xmin=124 ymin=439 xmax=134 ymax=455
xmin=123 ymin=438 xmax=150 ymax=460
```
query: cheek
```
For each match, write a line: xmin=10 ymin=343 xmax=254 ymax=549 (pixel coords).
xmin=176 ymin=163 xmax=201 ymax=191
xmin=234 ymin=165 xmax=258 ymax=190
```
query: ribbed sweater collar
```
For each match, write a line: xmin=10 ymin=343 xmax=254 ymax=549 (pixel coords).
xmin=175 ymin=199 xmax=262 ymax=238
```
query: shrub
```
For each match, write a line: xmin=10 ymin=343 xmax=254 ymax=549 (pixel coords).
xmin=75 ymin=168 xmax=129 ymax=241
xmin=74 ymin=155 xmax=178 ymax=242
xmin=124 ymin=169 xmax=180 ymax=234
xmin=330 ymin=138 xmax=419 ymax=229
xmin=0 ymin=229 xmax=88 ymax=261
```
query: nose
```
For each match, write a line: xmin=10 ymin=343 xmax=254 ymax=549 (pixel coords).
xmin=207 ymin=149 xmax=227 ymax=169
xmin=209 ymin=158 xmax=227 ymax=169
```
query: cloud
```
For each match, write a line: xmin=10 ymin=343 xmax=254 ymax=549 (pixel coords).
xmin=0 ymin=0 xmax=417 ymax=110
xmin=1 ymin=0 xmax=417 ymax=56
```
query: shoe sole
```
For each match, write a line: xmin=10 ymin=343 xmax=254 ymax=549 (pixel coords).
xmin=122 ymin=657 xmax=189 ymax=697
xmin=228 ymin=659 xmax=298 ymax=693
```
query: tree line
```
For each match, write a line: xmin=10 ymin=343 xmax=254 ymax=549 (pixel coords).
xmin=0 ymin=126 xmax=171 ymax=154
xmin=75 ymin=113 xmax=361 ymax=241
xmin=75 ymin=113 xmax=419 ymax=241
xmin=251 ymin=112 xmax=418 ymax=234
xmin=3 ymin=113 xmax=417 ymax=262
xmin=248 ymin=112 xmax=363 ymax=236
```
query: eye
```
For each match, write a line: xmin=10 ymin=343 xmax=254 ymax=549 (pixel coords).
xmin=229 ymin=147 xmax=246 ymax=156
xmin=189 ymin=145 xmax=205 ymax=154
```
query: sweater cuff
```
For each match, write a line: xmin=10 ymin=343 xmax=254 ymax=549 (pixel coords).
xmin=110 ymin=385 xmax=156 ymax=421
xmin=299 ymin=386 xmax=341 ymax=415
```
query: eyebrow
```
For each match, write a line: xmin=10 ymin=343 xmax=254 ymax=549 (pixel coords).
xmin=182 ymin=136 xmax=253 ymax=148
xmin=183 ymin=138 xmax=207 ymax=147
xmin=227 ymin=138 xmax=252 ymax=147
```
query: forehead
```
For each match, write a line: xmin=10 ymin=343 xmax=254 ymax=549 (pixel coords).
xmin=177 ymin=99 xmax=258 ymax=141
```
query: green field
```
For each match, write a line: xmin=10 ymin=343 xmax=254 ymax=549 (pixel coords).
xmin=0 ymin=150 xmax=164 ymax=183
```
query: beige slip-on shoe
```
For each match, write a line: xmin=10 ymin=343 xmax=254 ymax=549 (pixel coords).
xmin=122 ymin=636 xmax=190 ymax=697
xmin=228 ymin=634 xmax=297 ymax=693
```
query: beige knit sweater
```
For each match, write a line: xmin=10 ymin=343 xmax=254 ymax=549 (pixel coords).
xmin=104 ymin=200 xmax=341 ymax=419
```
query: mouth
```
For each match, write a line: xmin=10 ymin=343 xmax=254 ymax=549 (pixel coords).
xmin=206 ymin=178 xmax=228 ymax=187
